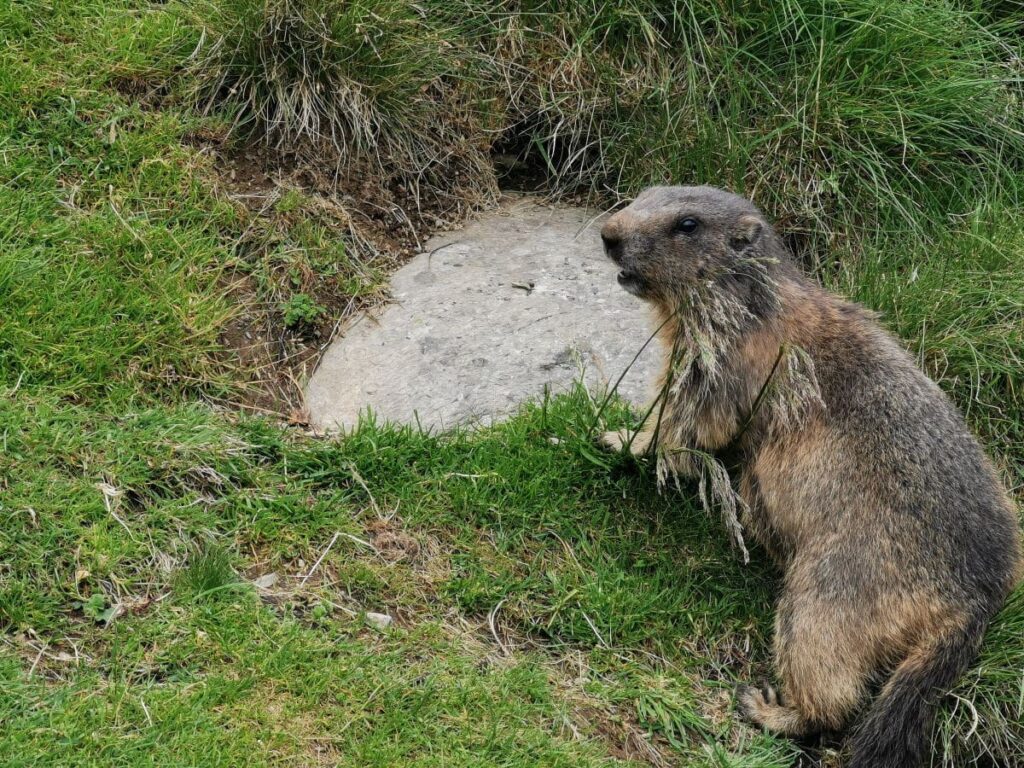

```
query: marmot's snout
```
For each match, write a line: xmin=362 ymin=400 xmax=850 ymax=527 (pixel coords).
xmin=601 ymin=214 xmax=651 ymax=297
xmin=599 ymin=225 xmax=622 ymax=261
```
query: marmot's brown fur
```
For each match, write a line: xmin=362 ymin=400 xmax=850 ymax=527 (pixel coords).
xmin=599 ymin=185 xmax=1022 ymax=768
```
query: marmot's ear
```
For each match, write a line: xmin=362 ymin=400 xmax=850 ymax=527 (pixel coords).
xmin=730 ymin=215 xmax=764 ymax=252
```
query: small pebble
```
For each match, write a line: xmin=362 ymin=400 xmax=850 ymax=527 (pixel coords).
xmin=365 ymin=612 xmax=393 ymax=629
xmin=252 ymin=573 xmax=279 ymax=589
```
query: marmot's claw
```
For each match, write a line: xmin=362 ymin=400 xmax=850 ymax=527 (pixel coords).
xmin=735 ymin=684 xmax=761 ymax=723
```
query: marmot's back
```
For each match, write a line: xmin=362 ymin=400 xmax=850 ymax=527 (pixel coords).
xmin=800 ymin=295 xmax=1020 ymax=603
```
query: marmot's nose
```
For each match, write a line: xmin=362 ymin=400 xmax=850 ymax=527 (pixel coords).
xmin=600 ymin=222 xmax=623 ymax=259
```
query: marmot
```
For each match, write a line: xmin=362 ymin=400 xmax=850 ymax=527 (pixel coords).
xmin=598 ymin=185 xmax=1022 ymax=767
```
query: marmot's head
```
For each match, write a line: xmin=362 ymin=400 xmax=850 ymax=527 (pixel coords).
xmin=600 ymin=186 xmax=789 ymax=311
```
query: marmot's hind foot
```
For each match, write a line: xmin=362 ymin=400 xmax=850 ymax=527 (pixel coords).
xmin=736 ymin=683 xmax=808 ymax=736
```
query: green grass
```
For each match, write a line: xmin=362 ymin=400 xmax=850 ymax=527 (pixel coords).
xmin=0 ymin=392 xmax=793 ymax=767
xmin=178 ymin=0 xmax=1024 ymax=256
xmin=1 ymin=0 xmax=1023 ymax=766
xmin=2 ymin=392 xmax=1022 ymax=765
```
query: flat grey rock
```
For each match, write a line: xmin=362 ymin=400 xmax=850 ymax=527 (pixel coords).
xmin=306 ymin=196 xmax=661 ymax=432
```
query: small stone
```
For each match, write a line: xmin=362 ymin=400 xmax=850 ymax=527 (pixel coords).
xmin=365 ymin=612 xmax=393 ymax=629
xmin=252 ymin=573 xmax=279 ymax=590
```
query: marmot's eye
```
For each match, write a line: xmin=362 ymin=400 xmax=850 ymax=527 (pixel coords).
xmin=675 ymin=217 xmax=699 ymax=234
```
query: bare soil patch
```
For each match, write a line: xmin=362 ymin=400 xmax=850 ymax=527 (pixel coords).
xmin=187 ymin=129 xmax=498 ymax=417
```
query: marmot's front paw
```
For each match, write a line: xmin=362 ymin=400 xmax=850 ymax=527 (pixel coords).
xmin=599 ymin=429 xmax=627 ymax=452
xmin=599 ymin=428 xmax=652 ymax=456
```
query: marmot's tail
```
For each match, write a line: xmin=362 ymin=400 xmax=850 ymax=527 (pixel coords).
xmin=847 ymin=617 xmax=985 ymax=768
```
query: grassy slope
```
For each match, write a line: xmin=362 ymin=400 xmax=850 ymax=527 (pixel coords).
xmin=1 ymin=394 xmax=799 ymax=767
xmin=1 ymin=1 xmax=1023 ymax=766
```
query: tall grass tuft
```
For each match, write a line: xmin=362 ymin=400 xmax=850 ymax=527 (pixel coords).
xmin=493 ymin=0 xmax=1024 ymax=256
xmin=182 ymin=0 xmax=500 ymax=210
xmin=179 ymin=0 xmax=1024 ymax=257
xmin=173 ymin=542 xmax=238 ymax=600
